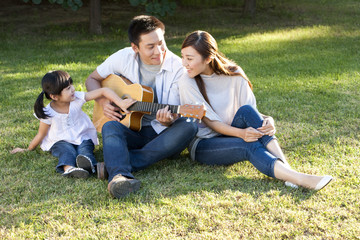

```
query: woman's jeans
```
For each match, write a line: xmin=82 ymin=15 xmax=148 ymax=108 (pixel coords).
xmin=102 ymin=118 xmax=198 ymax=182
xmin=51 ymin=139 xmax=96 ymax=173
xmin=195 ymin=105 xmax=278 ymax=178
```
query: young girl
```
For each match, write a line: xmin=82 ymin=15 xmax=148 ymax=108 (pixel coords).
xmin=179 ymin=31 xmax=333 ymax=190
xmin=11 ymin=70 xmax=135 ymax=178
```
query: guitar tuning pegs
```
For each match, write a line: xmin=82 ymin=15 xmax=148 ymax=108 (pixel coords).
xmin=186 ymin=118 xmax=191 ymax=122
xmin=192 ymin=118 xmax=196 ymax=122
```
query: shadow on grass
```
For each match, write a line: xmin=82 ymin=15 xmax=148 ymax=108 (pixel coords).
xmin=1 ymin=150 xmax=318 ymax=229
xmin=136 ymin=156 xmax=317 ymax=198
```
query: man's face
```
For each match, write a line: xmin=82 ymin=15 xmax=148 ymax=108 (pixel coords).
xmin=132 ymin=28 xmax=166 ymax=65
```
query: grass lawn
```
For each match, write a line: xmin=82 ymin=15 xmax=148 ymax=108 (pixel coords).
xmin=1 ymin=0 xmax=359 ymax=239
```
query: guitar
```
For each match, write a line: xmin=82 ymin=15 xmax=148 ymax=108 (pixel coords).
xmin=92 ymin=74 xmax=206 ymax=132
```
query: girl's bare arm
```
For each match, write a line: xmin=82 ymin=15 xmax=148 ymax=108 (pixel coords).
xmin=84 ymin=88 xmax=135 ymax=114
xmin=11 ymin=121 xmax=50 ymax=153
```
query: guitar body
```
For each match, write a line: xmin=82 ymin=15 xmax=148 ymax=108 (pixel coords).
xmin=92 ymin=74 xmax=154 ymax=132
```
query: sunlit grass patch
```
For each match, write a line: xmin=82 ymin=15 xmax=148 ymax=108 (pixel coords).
xmin=1 ymin=0 xmax=360 ymax=239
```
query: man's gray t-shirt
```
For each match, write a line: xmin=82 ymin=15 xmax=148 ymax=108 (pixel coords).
xmin=138 ymin=59 xmax=162 ymax=126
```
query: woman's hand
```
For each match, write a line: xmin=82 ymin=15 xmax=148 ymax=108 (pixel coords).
xmin=257 ymin=116 xmax=276 ymax=136
xmin=240 ymin=127 xmax=264 ymax=142
xmin=10 ymin=148 xmax=28 ymax=154
xmin=156 ymin=106 xmax=178 ymax=127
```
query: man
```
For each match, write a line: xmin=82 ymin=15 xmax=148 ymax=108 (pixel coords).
xmin=86 ymin=15 xmax=198 ymax=198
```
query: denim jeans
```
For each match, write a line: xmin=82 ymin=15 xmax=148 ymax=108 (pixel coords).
xmin=102 ymin=118 xmax=198 ymax=182
xmin=50 ymin=139 xmax=96 ymax=173
xmin=195 ymin=105 xmax=277 ymax=178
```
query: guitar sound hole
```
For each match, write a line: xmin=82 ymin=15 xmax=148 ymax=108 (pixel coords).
xmin=115 ymin=110 xmax=126 ymax=121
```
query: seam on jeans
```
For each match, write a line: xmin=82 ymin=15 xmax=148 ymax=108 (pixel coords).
xmin=263 ymin=136 xmax=277 ymax=147
xmin=196 ymin=146 xmax=249 ymax=153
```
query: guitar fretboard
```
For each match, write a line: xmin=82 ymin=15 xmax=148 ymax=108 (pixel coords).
xmin=129 ymin=102 xmax=179 ymax=114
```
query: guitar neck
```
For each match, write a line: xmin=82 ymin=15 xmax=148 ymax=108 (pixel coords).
xmin=128 ymin=102 xmax=179 ymax=114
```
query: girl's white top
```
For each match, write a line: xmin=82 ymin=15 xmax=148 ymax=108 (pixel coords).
xmin=179 ymin=72 xmax=256 ymax=160
xmin=179 ymin=72 xmax=256 ymax=138
xmin=37 ymin=91 xmax=99 ymax=151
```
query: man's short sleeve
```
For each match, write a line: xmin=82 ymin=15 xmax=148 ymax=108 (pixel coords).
xmin=96 ymin=50 xmax=122 ymax=78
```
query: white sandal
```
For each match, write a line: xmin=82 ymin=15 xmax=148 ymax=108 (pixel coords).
xmin=314 ymin=175 xmax=333 ymax=191
xmin=285 ymin=175 xmax=333 ymax=191
xmin=285 ymin=181 xmax=298 ymax=189
xmin=62 ymin=166 xmax=89 ymax=178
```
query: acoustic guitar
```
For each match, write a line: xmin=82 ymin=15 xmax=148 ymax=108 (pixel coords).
xmin=92 ymin=74 xmax=206 ymax=132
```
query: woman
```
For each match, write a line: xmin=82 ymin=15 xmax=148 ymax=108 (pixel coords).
xmin=179 ymin=30 xmax=332 ymax=190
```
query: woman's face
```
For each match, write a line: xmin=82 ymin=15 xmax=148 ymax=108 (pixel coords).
xmin=181 ymin=46 xmax=213 ymax=78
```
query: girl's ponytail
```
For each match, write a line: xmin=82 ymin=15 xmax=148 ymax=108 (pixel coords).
xmin=34 ymin=70 xmax=72 ymax=119
xmin=34 ymin=91 xmax=49 ymax=119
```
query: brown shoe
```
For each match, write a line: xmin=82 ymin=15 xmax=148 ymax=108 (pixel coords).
xmin=108 ymin=174 xmax=141 ymax=198
xmin=97 ymin=162 xmax=109 ymax=180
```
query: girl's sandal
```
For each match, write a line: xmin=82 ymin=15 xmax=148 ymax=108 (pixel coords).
xmin=62 ymin=166 xmax=89 ymax=178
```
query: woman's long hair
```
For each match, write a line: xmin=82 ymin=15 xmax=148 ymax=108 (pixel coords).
xmin=34 ymin=70 xmax=73 ymax=119
xmin=181 ymin=30 xmax=252 ymax=106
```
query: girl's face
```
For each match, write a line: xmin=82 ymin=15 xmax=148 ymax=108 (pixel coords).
xmin=181 ymin=46 xmax=213 ymax=78
xmin=56 ymin=84 xmax=75 ymax=102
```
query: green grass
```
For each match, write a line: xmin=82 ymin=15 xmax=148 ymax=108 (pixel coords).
xmin=1 ymin=0 xmax=360 ymax=239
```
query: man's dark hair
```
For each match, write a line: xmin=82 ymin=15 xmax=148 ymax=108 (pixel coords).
xmin=128 ymin=15 xmax=165 ymax=46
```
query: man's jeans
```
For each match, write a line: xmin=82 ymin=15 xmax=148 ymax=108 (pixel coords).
xmin=51 ymin=139 xmax=96 ymax=173
xmin=195 ymin=105 xmax=277 ymax=178
xmin=102 ymin=118 xmax=198 ymax=182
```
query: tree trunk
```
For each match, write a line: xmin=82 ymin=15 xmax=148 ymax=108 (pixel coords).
xmin=244 ymin=0 xmax=256 ymax=17
xmin=90 ymin=0 xmax=102 ymax=34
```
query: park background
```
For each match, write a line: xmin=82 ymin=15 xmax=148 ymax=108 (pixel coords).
xmin=0 ymin=0 xmax=359 ymax=239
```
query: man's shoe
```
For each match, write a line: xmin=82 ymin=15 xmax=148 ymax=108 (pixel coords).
xmin=76 ymin=155 xmax=95 ymax=174
xmin=108 ymin=174 xmax=141 ymax=198
xmin=97 ymin=162 xmax=109 ymax=180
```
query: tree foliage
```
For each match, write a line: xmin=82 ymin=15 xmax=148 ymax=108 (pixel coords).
xmin=129 ymin=0 xmax=177 ymax=17
xmin=23 ymin=0 xmax=83 ymax=11
xmin=22 ymin=0 xmax=177 ymax=16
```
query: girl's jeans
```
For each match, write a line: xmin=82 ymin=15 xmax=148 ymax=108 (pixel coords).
xmin=51 ymin=139 xmax=96 ymax=173
xmin=195 ymin=105 xmax=278 ymax=178
xmin=102 ymin=118 xmax=198 ymax=182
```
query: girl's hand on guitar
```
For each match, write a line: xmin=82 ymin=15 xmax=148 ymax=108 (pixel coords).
xmin=101 ymin=98 xmax=120 ymax=121
xmin=157 ymin=106 xmax=178 ymax=127
xmin=101 ymin=97 xmax=136 ymax=121
xmin=10 ymin=147 xmax=28 ymax=154
xmin=116 ymin=98 xmax=136 ymax=114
